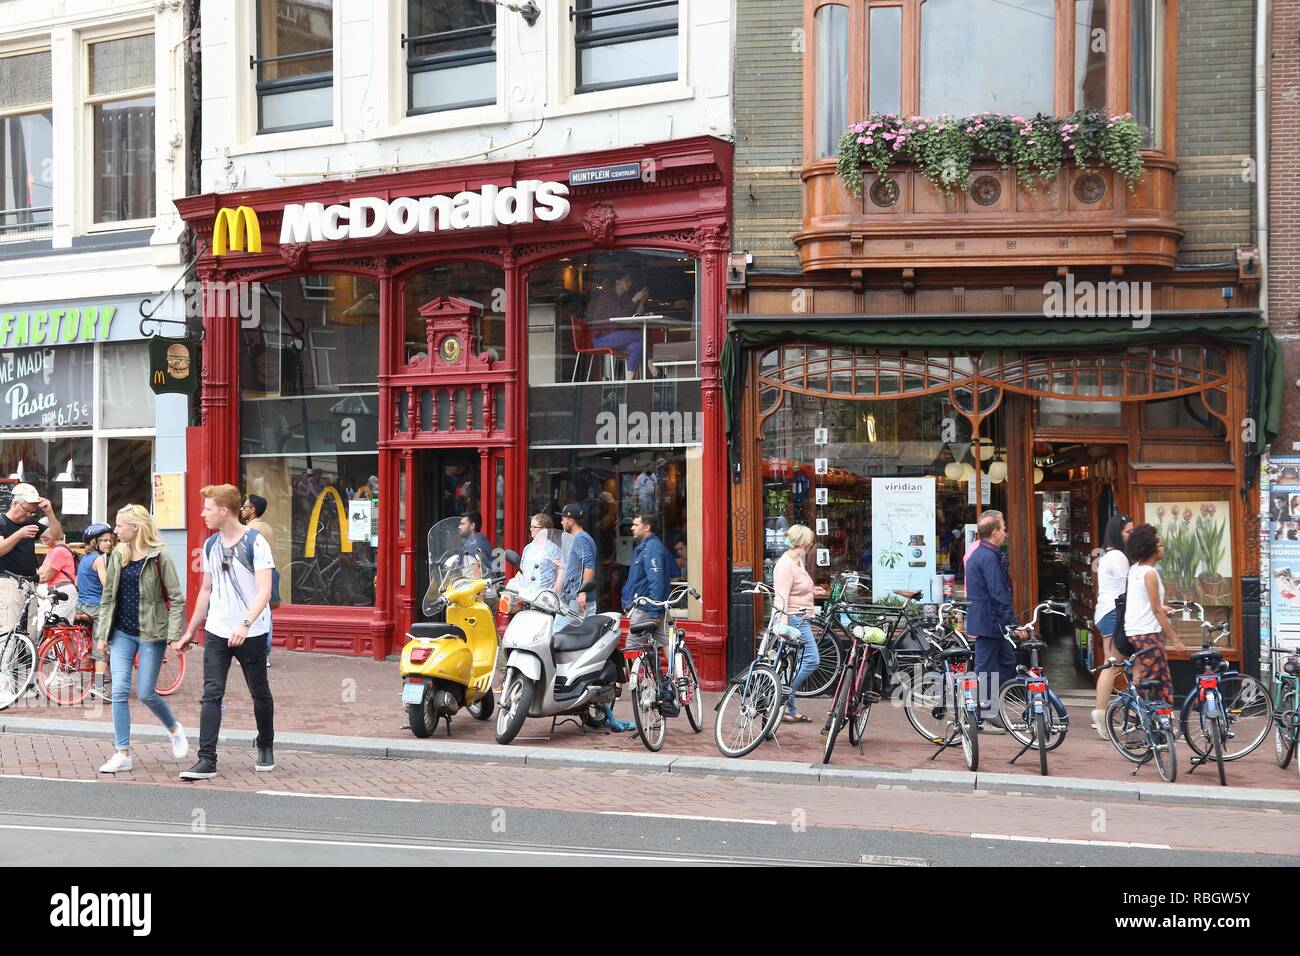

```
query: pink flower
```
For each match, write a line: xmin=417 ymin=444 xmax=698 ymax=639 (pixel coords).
xmin=864 ymin=137 xmax=874 ymax=144
xmin=1207 ymin=504 xmax=1217 ymax=516
xmin=1027 ymin=140 xmax=1035 ymax=146
xmin=918 ymin=123 xmax=927 ymax=130
xmin=1182 ymin=508 xmax=1193 ymax=522
xmin=1157 ymin=507 xmax=1167 ymax=520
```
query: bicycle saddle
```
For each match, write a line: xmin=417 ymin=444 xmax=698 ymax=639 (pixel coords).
xmin=629 ymin=618 xmax=659 ymax=635
xmin=1189 ymin=649 xmax=1222 ymax=669
xmin=1136 ymin=679 xmax=1166 ymax=692
xmin=1019 ymin=639 xmax=1047 ymax=651
xmin=939 ymin=647 xmax=974 ymax=661
xmin=893 ymin=589 xmax=923 ymax=600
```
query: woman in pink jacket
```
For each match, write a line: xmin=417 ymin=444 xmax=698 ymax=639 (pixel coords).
xmin=772 ymin=524 xmax=827 ymax=722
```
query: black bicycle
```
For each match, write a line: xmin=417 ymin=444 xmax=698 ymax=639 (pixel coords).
xmin=995 ymin=600 xmax=1072 ymax=776
xmin=626 ymin=583 xmax=704 ymax=752
xmin=901 ymin=621 xmax=981 ymax=771
xmin=820 ymin=603 xmax=893 ymax=764
xmin=1094 ymin=650 xmax=1179 ymax=783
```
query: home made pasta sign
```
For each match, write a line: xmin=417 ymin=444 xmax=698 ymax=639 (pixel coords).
xmin=0 ymin=346 xmax=94 ymax=430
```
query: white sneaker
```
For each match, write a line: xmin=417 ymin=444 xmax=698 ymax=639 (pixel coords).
xmin=1091 ymin=709 xmax=1108 ymax=740
xmin=98 ymin=751 xmax=132 ymax=774
xmin=168 ymin=722 xmax=189 ymax=760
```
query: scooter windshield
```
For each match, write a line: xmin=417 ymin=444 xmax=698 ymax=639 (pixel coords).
xmin=423 ymin=516 xmax=479 ymax=614
xmin=507 ymin=529 xmax=571 ymax=603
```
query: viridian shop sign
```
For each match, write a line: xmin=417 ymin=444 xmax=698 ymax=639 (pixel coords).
xmin=0 ymin=304 xmax=117 ymax=349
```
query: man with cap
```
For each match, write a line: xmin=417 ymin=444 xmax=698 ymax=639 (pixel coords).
xmin=559 ymin=502 xmax=632 ymax=732
xmin=0 ymin=483 xmax=62 ymax=635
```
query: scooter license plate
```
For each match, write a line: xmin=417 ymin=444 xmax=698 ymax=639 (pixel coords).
xmin=401 ymin=683 xmax=425 ymax=705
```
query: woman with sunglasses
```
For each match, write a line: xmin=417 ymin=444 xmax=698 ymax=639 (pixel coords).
xmin=96 ymin=505 xmax=188 ymax=774
xmin=1091 ymin=513 xmax=1134 ymax=737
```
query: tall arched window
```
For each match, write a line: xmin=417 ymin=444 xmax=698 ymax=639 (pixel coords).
xmin=814 ymin=4 xmax=849 ymax=157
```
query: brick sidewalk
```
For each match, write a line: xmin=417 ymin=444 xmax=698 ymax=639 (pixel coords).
xmin=6 ymin=650 xmax=1297 ymax=790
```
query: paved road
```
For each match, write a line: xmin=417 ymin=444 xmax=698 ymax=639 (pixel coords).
xmin=2 ymin=765 xmax=1296 ymax=867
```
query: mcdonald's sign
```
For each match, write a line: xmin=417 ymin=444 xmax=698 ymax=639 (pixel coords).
xmin=304 ymin=486 xmax=353 ymax=558
xmin=148 ymin=335 xmax=198 ymax=395
xmin=212 ymin=206 xmax=262 ymax=256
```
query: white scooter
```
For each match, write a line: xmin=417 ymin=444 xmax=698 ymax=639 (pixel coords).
xmin=493 ymin=532 xmax=626 ymax=744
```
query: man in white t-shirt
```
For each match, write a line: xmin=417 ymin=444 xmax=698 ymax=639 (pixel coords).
xmin=176 ymin=483 xmax=276 ymax=780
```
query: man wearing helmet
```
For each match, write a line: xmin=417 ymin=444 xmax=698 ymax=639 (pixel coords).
xmin=76 ymin=522 xmax=115 ymax=698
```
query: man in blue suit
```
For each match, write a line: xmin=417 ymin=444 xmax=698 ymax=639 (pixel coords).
xmin=964 ymin=510 xmax=1027 ymax=732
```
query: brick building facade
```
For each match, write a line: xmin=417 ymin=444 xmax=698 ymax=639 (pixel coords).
xmin=1270 ymin=0 xmax=1300 ymax=446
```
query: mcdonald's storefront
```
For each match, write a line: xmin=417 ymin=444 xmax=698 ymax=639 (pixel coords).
xmin=175 ymin=137 xmax=735 ymax=684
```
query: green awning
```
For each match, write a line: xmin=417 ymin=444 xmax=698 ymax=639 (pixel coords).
xmin=724 ymin=309 xmax=1282 ymax=446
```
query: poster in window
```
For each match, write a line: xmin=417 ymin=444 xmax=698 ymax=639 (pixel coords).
xmin=1142 ymin=499 xmax=1232 ymax=608
xmin=152 ymin=473 xmax=185 ymax=529
xmin=348 ymin=498 xmax=372 ymax=543
xmin=1267 ymin=456 xmax=1300 ymax=649
xmin=0 ymin=346 xmax=94 ymax=430
xmin=871 ymin=476 xmax=937 ymax=601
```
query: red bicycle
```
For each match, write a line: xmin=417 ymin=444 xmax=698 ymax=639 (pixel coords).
xmin=35 ymin=624 xmax=185 ymax=706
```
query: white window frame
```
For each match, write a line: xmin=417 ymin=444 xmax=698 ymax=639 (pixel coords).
xmin=0 ymin=44 xmax=55 ymax=244
xmin=81 ymin=24 xmax=157 ymax=235
xmin=548 ymin=0 xmax=693 ymax=116
xmin=231 ymin=0 xmax=344 ymax=154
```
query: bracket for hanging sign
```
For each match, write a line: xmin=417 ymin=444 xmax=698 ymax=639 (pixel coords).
xmin=138 ymin=247 xmax=205 ymax=342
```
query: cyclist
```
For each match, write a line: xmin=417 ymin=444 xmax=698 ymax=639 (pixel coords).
xmin=1091 ymin=513 xmax=1133 ymax=736
xmin=76 ymin=522 xmax=114 ymax=699
xmin=1122 ymin=524 xmax=1188 ymax=705
xmin=622 ymin=513 xmax=675 ymax=715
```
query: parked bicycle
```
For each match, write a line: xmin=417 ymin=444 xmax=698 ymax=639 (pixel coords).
xmin=0 ymin=572 xmax=38 ymax=711
xmin=895 ymin=602 xmax=971 ymax=742
xmin=1169 ymin=602 xmax=1272 ymax=785
xmin=900 ymin=615 xmax=981 ymax=771
xmin=820 ymin=603 xmax=892 ymax=765
xmin=625 ymin=583 xmax=704 ymax=752
xmin=1093 ymin=650 xmax=1179 ymax=782
xmin=995 ymin=600 xmax=1072 ymax=776
xmin=714 ymin=580 xmax=804 ymax=758
xmin=35 ymin=618 xmax=186 ymax=705
xmin=1271 ymin=647 xmax=1300 ymax=774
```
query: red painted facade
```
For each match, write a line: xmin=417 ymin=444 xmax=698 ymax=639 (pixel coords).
xmin=175 ymin=136 xmax=734 ymax=687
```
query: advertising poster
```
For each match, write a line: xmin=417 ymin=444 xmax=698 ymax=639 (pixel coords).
xmin=1143 ymin=499 xmax=1232 ymax=609
xmin=348 ymin=497 xmax=372 ymax=543
xmin=1267 ymin=456 xmax=1300 ymax=650
xmin=871 ymin=476 xmax=936 ymax=601
xmin=151 ymin=473 xmax=185 ymax=529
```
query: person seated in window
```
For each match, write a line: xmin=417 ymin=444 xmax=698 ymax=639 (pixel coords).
xmin=587 ymin=270 xmax=651 ymax=380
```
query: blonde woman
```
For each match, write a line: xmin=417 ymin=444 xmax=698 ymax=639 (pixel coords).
xmin=96 ymin=505 xmax=188 ymax=774
xmin=772 ymin=524 xmax=827 ymax=722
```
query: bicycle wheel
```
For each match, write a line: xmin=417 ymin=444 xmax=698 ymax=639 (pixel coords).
xmin=714 ymin=665 xmax=782 ymax=759
xmin=900 ymin=666 xmax=947 ymax=743
xmin=155 ymin=645 xmax=185 ymax=697
xmin=1183 ymin=675 xmax=1272 ymax=761
xmin=956 ymin=687 xmax=979 ymax=771
xmin=630 ymin=656 xmax=666 ymax=753
xmin=847 ymin=680 xmax=874 ymax=747
xmin=1105 ymin=695 xmax=1148 ymax=763
xmin=1273 ymin=687 xmax=1297 ymax=769
xmin=1035 ymin=710 xmax=1049 ymax=776
xmin=1152 ymin=723 xmax=1178 ymax=783
xmin=0 ymin=633 xmax=36 ymax=711
xmin=1207 ymin=713 xmax=1226 ymax=786
xmin=676 ymin=645 xmax=704 ymax=734
xmin=795 ymin=623 xmax=842 ymax=698
xmin=996 ymin=678 xmax=1033 ymax=746
xmin=35 ymin=633 xmax=94 ymax=706
xmin=822 ymin=668 xmax=851 ymax=765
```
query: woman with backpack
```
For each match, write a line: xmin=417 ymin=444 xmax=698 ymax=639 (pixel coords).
xmin=75 ymin=523 xmax=115 ymax=699
xmin=1120 ymin=523 xmax=1189 ymax=706
xmin=1091 ymin=513 xmax=1134 ymax=737
xmin=96 ymin=505 xmax=188 ymax=774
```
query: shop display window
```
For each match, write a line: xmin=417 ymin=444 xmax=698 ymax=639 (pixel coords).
xmin=1141 ymin=488 xmax=1233 ymax=649
xmin=526 ymin=249 xmax=701 ymax=617
xmin=0 ymin=437 xmax=93 ymax=541
xmin=243 ymin=454 xmax=379 ymax=607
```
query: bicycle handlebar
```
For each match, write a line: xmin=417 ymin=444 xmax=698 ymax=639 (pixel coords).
xmin=633 ymin=584 xmax=701 ymax=609
xmin=1003 ymin=600 xmax=1069 ymax=640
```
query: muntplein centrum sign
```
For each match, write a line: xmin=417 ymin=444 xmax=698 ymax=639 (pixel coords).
xmin=0 ymin=303 xmax=118 ymax=349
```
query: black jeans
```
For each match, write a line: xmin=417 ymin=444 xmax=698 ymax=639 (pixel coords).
xmin=198 ymin=631 xmax=274 ymax=764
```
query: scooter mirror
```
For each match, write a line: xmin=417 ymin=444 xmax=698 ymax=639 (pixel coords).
xmin=502 ymin=550 xmax=521 ymax=567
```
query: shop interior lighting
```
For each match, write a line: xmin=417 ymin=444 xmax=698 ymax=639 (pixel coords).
xmin=55 ymin=460 xmax=75 ymax=483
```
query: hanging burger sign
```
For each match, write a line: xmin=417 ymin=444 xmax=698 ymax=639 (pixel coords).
xmin=278 ymin=179 xmax=572 ymax=244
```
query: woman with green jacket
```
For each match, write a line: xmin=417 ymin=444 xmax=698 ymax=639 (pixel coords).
xmin=96 ymin=505 xmax=189 ymax=774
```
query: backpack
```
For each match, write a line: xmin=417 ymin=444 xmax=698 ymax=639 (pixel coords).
xmin=1112 ymin=591 xmax=1134 ymax=657
xmin=204 ymin=528 xmax=280 ymax=610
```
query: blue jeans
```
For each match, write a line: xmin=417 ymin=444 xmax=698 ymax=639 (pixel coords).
xmin=786 ymin=615 xmax=820 ymax=715
xmin=592 ymin=329 xmax=643 ymax=374
xmin=109 ymin=630 xmax=177 ymax=751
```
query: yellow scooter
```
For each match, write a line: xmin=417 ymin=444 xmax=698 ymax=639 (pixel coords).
xmin=400 ymin=517 xmax=503 ymax=737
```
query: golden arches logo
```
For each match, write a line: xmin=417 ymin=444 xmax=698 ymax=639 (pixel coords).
xmin=212 ymin=206 xmax=262 ymax=256
xmin=304 ymin=486 xmax=353 ymax=558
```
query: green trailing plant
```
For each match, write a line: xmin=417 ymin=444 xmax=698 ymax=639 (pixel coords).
xmin=836 ymin=109 xmax=1146 ymax=199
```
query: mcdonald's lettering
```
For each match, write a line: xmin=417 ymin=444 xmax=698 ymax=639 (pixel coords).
xmin=304 ymin=486 xmax=352 ymax=558
xmin=212 ymin=206 xmax=263 ymax=256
